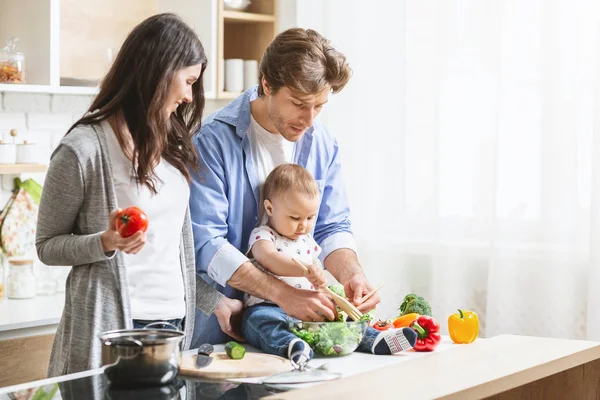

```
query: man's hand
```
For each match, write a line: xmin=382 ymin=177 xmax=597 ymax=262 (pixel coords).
xmin=324 ymin=249 xmax=381 ymax=313
xmin=214 ymin=297 xmax=245 ymax=342
xmin=305 ymin=264 xmax=327 ymax=289
xmin=277 ymin=287 xmax=337 ymax=322
xmin=344 ymin=273 xmax=381 ymax=313
xmin=227 ymin=262 xmax=336 ymax=321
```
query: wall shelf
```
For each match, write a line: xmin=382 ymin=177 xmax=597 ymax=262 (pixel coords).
xmin=0 ymin=164 xmax=48 ymax=174
xmin=218 ymin=90 xmax=242 ymax=99
xmin=218 ymin=0 xmax=277 ymax=97
xmin=0 ymin=84 xmax=98 ymax=95
xmin=223 ymin=10 xmax=276 ymax=23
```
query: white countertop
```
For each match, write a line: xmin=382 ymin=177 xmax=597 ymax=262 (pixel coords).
xmin=270 ymin=334 xmax=600 ymax=399
xmin=224 ymin=337 xmax=459 ymax=390
xmin=0 ymin=292 xmax=64 ymax=333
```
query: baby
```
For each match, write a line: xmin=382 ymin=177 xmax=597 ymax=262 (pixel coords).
xmin=241 ymin=164 xmax=417 ymax=363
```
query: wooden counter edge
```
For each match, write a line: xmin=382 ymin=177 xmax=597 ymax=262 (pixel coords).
xmin=441 ymin=341 xmax=600 ymax=399
xmin=266 ymin=335 xmax=600 ymax=400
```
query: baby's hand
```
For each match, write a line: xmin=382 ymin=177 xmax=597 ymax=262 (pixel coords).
xmin=306 ymin=264 xmax=327 ymax=289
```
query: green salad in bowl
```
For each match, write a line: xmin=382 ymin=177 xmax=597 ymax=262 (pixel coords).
xmin=287 ymin=285 xmax=372 ymax=357
xmin=287 ymin=319 xmax=369 ymax=356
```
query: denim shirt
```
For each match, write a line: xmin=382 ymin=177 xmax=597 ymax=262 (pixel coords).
xmin=190 ymin=86 xmax=356 ymax=345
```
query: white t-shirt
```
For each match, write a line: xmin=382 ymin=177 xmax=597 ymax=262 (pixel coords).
xmin=103 ymin=120 xmax=189 ymax=320
xmin=248 ymin=114 xmax=296 ymax=224
xmin=245 ymin=225 xmax=323 ymax=307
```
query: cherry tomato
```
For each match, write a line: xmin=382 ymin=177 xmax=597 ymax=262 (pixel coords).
xmin=372 ymin=319 xmax=394 ymax=331
xmin=115 ymin=207 xmax=148 ymax=238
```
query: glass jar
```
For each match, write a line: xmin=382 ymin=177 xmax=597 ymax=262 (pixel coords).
xmin=0 ymin=37 xmax=25 ymax=84
xmin=7 ymin=259 xmax=36 ymax=299
xmin=36 ymin=262 xmax=58 ymax=296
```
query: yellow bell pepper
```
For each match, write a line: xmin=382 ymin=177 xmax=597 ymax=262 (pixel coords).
xmin=448 ymin=309 xmax=479 ymax=344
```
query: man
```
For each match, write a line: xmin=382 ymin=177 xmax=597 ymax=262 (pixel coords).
xmin=190 ymin=28 xmax=381 ymax=346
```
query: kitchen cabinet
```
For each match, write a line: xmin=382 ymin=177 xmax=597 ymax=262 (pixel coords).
xmin=218 ymin=0 xmax=277 ymax=99
xmin=0 ymin=334 xmax=55 ymax=387
xmin=0 ymin=0 xmax=279 ymax=99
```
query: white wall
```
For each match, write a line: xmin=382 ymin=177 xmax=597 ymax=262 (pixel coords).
xmin=0 ymin=93 xmax=229 ymax=287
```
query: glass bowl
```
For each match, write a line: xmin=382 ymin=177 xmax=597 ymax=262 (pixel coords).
xmin=287 ymin=318 xmax=370 ymax=357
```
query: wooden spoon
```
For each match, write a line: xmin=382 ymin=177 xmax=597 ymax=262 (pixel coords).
xmin=359 ymin=283 xmax=385 ymax=304
xmin=291 ymin=258 xmax=364 ymax=321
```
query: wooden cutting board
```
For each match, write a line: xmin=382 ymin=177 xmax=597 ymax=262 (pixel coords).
xmin=179 ymin=352 xmax=291 ymax=379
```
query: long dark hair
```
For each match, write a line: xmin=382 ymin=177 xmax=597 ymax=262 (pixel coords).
xmin=69 ymin=13 xmax=206 ymax=192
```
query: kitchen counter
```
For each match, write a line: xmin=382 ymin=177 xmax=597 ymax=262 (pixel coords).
xmin=231 ymin=336 xmax=461 ymax=389
xmin=269 ymin=334 xmax=600 ymax=399
xmin=0 ymin=292 xmax=64 ymax=340
xmin=1 ymin=335 xmax=599 ymax=399
xmin=0 ymin=293 xmax=64 ymax=387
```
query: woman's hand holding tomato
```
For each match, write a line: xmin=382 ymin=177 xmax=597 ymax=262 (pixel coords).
xmin=101 ymin=207 xmax=148 ymax=254
xmin=115 ymin=206 xmax=148 ymax=237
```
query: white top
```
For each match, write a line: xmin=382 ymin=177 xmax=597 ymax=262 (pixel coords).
xmin=248 ymin=114 xmax=296 ymax=224
xmin=103 ymin=120 xmax=189 ymax=320
xmin=245 ymin=225 xmax=322 ymax=307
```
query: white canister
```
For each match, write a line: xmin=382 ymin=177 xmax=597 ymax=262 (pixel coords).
xmin=244 ymin=60 xmax=259 ymax=90
xmin=224 ymin=59 xmax=244 ymax=93
xmin=7 ymin=259 xmax=36 ymax=299
xmin=0 ymin=142 xmax=16 ymax=164
xmin=16 ymin=140 xmax=38 ymax=164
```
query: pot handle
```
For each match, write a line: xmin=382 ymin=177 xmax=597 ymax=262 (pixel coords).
xmin=104 ymin=337 xmax=144 ymax=359
xmin=143 ymin=321 xmax=180 ymax=331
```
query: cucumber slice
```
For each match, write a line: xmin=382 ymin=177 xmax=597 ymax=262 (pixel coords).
xmin=225 ymin=341 xmax=246 ymax=359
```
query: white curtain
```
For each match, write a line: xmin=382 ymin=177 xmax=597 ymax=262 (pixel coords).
xmin=296 ymin=0 xmax=600 ymax=340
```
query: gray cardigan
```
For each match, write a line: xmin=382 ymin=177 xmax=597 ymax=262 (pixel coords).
xmin=36 ymin=122 xmax=223 ymax=377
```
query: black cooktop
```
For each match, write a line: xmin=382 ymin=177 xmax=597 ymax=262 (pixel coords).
xmin=3 ymin=371 xmax=286 ymax=400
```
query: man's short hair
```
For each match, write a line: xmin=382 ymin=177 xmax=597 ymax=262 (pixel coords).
xmin=258 ymin=28 xmax=352 ymax=96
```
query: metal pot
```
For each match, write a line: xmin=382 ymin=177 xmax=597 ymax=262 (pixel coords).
xmin=99 ymin=322 xmax=185 ymax=387
xmin=104 ymin=381 xmax=182 ymax=400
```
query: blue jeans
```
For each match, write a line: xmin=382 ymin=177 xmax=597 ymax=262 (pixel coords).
xmin=242 ymin=304 xmax=383 ymax=358
xmin=132 ymin=319 xmax=183 ymax=330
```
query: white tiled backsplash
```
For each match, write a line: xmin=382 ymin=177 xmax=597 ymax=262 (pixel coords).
xmin=0 ymin=93 xmax=230 ymax=164
xmin=0 ymin=92 xmax=230 ymax=286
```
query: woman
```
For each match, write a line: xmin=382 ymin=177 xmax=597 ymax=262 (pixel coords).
xmin=36 ymin=13 xmax=242 ymax=376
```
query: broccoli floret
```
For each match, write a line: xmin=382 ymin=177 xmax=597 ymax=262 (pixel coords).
xmin=399 ymin=293 xmax=432 ymax=316
xmin=359 ymin=313 xmax=373 ymax=322
xmin=328 ymin=284 xmax=346 ymax=298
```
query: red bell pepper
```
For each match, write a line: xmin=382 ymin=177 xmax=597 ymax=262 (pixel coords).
xmin=410 ymin=315 xmax=441 ymax=352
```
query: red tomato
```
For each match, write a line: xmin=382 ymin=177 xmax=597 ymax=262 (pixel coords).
xmin=115 ymin=207 xmax=148 ymax=238
xmin=372 ymin=320 xmax=394 ymax=331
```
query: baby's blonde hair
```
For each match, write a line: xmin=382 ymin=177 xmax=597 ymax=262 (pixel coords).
xmin=263 ymin=164 xmax=319 ymax=201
